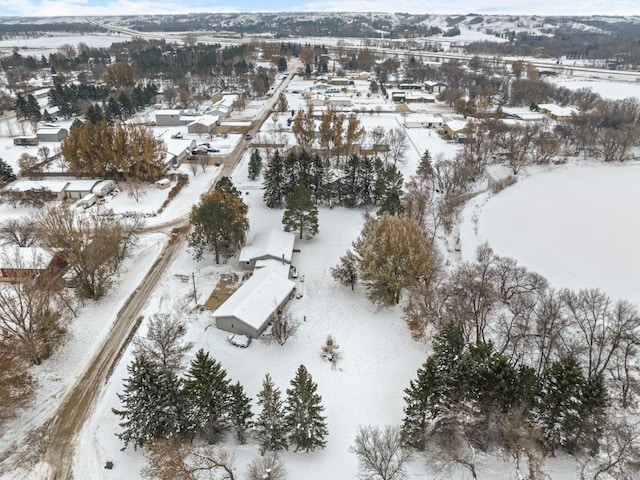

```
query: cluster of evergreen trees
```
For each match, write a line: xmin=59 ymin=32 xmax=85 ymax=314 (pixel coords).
xmin=262 ymin=148 xmax=404 ymax=214
xmin=114 ymin=350 xmax=328 ymax=455
xmin=402 ymin=323 xmax=608 ymax=457
xmin=46 ymin=82 xmax=157 ymax=122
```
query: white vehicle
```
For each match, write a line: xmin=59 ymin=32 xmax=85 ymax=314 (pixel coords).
xmin=92 ymin=180 xmax=115 ymax=197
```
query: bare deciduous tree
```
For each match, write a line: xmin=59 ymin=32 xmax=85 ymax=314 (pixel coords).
xmin=320 ymin=335 xmax=342 ymax=368
xmin=0 ymin=217 xmax=40 ymax=247
xmin=247 ymin=453 xmax=287 ymax=480
xmin=133 ymin=313 xmax=193 ymax=372
xmin=350 ymin=425 xmax=411 ymax=480
xmin=0 ymin=337 xmax=35 ymax=425
xmin=143 ymin=436 xmax=236 ymax=480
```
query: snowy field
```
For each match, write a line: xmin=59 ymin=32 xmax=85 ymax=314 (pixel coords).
xmin=460 ymin=162 xmax=640 ymax=309
xmin=553 ymin=77 xmax=640 ymax=100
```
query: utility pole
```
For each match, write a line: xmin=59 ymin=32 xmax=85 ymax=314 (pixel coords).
xmin=192 ymin=271 xmax=198 ymax=304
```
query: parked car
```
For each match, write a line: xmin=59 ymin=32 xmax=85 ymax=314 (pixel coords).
xmin=245 ymin=133 xmax=252 ymax=140
xmin=227 ymin=334 xmax=251 ymax=348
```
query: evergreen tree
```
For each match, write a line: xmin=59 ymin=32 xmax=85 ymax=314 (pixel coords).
xmin=248 ymin=149 xmax=262 ymax=180
xmin=182 ymin=349 xmax=231 ymax=443
xmin=377 ymin=166 xmax=404 ymax=216
xmin=263 ymin=149 xmax=286 ymax=208
xmin=255 ymin=374 xmax=289 ymax=455
xmin=0 ymin=158 xmax=17 ymax=185
xmin=285 ymin=365 xmax=328 ymax=452
xmin=188 ymin=176 xmax=249 ymax=263
xmin=26 ymin=94 xmax=41 ymax=122
xmin=535 ymin=355 xmax=606 ymax=454
xmin=277 ymin=57 xmax=288 ymax=72
xmin=14 ymin=93 xmax=27 ymax=120
xmin=416 ymin=149 xmax=433 ymax=181
xmin=330 ymin=249 xmax=359 ymax=290
xmin=228 ymin=381 xmax=253 ymax=444
xmin=113 ymin=355 xmax=187 ymax=450
xmin=282 ymin=184 xmax=319 ymax=240
xmin=85 ymin=103 xmax=104 ymax=124
xmin=42 ymin=109 xmax=54 ymax=123
xmin=402 ymin=357 xmax=441 ymax=449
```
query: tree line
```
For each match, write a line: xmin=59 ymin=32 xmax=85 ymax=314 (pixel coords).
xmin=113 ymin=315 xmax=327 ymax=478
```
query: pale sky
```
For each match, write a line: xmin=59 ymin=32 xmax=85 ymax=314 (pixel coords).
xmin=0 ymin=0 xmax=638 ymax=18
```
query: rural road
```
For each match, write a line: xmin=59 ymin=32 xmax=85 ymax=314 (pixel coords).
xmin=32 ymin=70 xmax=295 ymax=480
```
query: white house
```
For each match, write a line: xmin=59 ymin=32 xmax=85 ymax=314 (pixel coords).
xmin=163 ymin=137 xmax=196 ymax=167
xmin=64 ymin=179 xmax=100 ymax=200
xmin=213 ymin=267 xmax=296 ymax=338
xmin=404 ymin=114 xmax=444 ymax=129
xmin=155 ymin=109 xmax=183 ymax=127
xmin=238 ymin=228 xmax=296 ymax=270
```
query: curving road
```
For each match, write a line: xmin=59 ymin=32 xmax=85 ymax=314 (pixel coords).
xmin=32 ymin=70 xmax=295 ymax=480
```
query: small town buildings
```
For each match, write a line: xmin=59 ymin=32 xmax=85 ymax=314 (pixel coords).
xmin=164 ymin=137 xmax=196 ymax=167
xmin=155 ymin=109 xmax=183 ymax=127
xmin=64 ymin=179 xmax=100 ymax=200
xmin=8 ymin=180 xmax=69 ymax=200
xmin=537 ymin=104 xmax=579 ymax=122
xmin=424 ymin=80 xmax=448 ymax=94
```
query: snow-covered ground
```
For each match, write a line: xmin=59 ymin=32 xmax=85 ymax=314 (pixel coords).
xmin=460 ymin=162 xmax=640 ymax=309
xmin=552 ymin=77 xmax=640 ymax=100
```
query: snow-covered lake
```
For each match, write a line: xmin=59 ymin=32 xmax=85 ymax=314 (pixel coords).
xmin=466 ymin=163 xmax=640 ymax=307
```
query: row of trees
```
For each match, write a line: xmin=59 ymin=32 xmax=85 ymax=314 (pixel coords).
xmin=114 ymin=316 xmax=328 ymax=454
xmin=401 ymin=318 xmax=639 ymax=479
xmin=262 ymin=148 xmax=406 ymax=213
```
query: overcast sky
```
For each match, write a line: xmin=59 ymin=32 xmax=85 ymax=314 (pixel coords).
xmin=0 ymin=0 xmax=638 ymax=18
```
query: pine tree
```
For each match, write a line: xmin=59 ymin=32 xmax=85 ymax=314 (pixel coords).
xmin=113 ymin=356 xmax=186 ymax=450
xmin=255 ymin=374 xmax=289 ymax=455
xmin=263 ymin=149 xmax=286 ymax=208
xmin=248 ymin=149 xmax=262 ymax=180
xmin=285 ymin=365 xmax=328 ymax=452
xmin=182 ymin=349 xmax=231 ymax=443
xmin=188 ymin=176 xmax=249 ymax=263
xmin=402 ymin=357 xmax=441 ymax=449
xmin=416 ymin=149 xmax=433 ymax=181
xmin=26 ymin=94 xmax=41 ymax=122
xmin=377 ymin=166 xmax=404 ymax=216
xmin=0 ymin=158 xmax=16 ymax=185
xmin=535 ymin=355 xmax=596 ymax=454
xmin=282 ymin=184 xmax=319 ymax=240
xmin=227 ymin=381 xmax=253 ymax=444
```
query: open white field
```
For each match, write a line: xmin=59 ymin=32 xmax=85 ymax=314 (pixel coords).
xmin=464 ymin=163 xmax=640 ymax=307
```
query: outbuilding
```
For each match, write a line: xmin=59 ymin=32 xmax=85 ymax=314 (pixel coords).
xmin=0 ymin=246 xmax=67 ymax=282
xmin=64 ymin=179 xmax=100 ymax=200
xmin=36 ymin=126 xmax=68 ymax=142
xmin=238 ymin=228 xmax=296 ymax=271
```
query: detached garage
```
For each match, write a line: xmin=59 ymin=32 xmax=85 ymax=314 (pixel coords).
xmin=213 ymin=267 xmax=295 ymax=339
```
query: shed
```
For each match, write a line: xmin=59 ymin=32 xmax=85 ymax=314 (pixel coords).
xmin=156 ymin=178 xmax=171 ymax=189
xmin=36 ymin=126 xmax=68 ymax=142
xmin=238 ymin=228 xmax=296 ymax=271
xmin=424 ymin=80 xmax=448 ymax=94
xmin=444 ymin=120 xmax=469 ymax=139
xmin=213 ymin=267 xmax=296 ymax=338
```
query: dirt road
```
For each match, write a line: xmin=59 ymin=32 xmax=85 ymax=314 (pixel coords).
xmin=31 ymin=71 xmax=296 ymax=480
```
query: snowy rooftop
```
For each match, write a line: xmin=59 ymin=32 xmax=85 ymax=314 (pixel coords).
xmin=538 ymin=103 xmax=579 ymax=117
xmin=445 ymin=119 xmax=469 ymax=132
xmin=188 ymin=116 xmax=219 ymax=127
xmin=0 ymin=246 xmax=53 ymax=270
xmin=213 ymin=267 xmax=295 ymax=331
xmin=239 ymin=228 xmax=296 ymax=264
xmin=65 ymin=180 xmax=100 ymax=192
xmin=8 ymin=179 xmax=68 ymax=193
